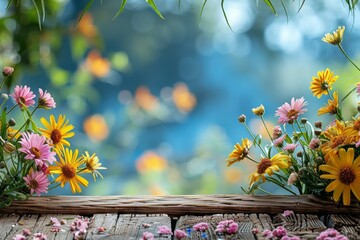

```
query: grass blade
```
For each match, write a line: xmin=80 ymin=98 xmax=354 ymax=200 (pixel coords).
xmin=31 ymin=0 xmax=42 ymax=30
xmin=263 ymin=0 xmax=277 ymax=15
xmin=78 ymin=0 xmax=94 ymax=25
xmin=200 ymin=0 xmax=207 ymax=21
xmin=41 ymin=0 xmax=45 ymax=22
xmin=146 ymin=0 xmax=164 ymax=19
xmin=221 ymin=0 xmax=232 ymax=31
xmin=113 ymin=0 xmax=127 ymax=20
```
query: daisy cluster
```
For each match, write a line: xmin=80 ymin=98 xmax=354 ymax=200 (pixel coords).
xmin=226 ymin=26 xmax=360 ymax=206
xmin=0 ymin=67 xmax=105 ymax=207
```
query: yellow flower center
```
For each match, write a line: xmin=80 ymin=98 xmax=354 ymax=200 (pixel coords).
xmin=258 ymin=158 xmax=272 ymax=174
xmin=61 ymin=165 xmax=76 ymax=179
xmin=286 ymin=109 xmax=298 ymax=119
xmin=30 ymin=147 xmax=41 ymax=159
xmin=339 ymin=167 xmax=356 ymax=185
xmin=331 ymin=136 xmax=345 ymax=148
xmin=29 ymin=179 xmax=38 ymax=189
xmin=51 ymin=129 xmax=62 ymax=144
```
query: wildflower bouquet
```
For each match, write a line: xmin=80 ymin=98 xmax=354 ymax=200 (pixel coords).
xmin=0 ymin=67 xmax=105 ymax=208
xmin=226 ymin=26 xmax=360 ymax=206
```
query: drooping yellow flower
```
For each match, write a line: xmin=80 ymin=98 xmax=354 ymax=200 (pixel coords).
xmin=252 ymin=104 xmax=265 ymax=116
xmin=82 ymin=151 xmax=106 ymax=181
xmin=48 ymin=148 xmax=88 ymax=193
xmin=226 ymin=138 xmax=252 ymax=167
xmin=310 ymin=68 xmax=339 ymax=98
xmin=318 ymin=92 xmax=339 ymax=116
xmin=320 ymin=148 xmax=360 ymax=206
xmin=344 ymin=117 xmax=360 ymax=143
xmin=321 ymin=120 xmax=352 ymax=161
xmin=322 ymin=26 xmax=345 ymax=45
xmin=39 ymin=115 xmax=75 ymax=150
xmin=249 ymin=152 xmax=289 ymax=185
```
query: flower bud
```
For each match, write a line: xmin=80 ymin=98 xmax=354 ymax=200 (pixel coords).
xmin=315 ymin=157 xmax=324 ymax=164
xmin=252 ymin=104 xmax=265 ymax=116
xmin=0 ymin=161 xmax=5 ymax=169
xmin=314 ymin=121 xmax=322 ymax=129
xmin=3 ymin=141 xmax=16 ymax=154
xmin=8 ymin=118 xmax=16 ymax=127
xmin=1 ymin=93 xmax=8 ymax=100
xmin=314 ymin=130 xmax=322 ymax=136
xmin=238 ymin=114 xmax=246 ymax=123
xmin=287 ymin=172 xmax=298 ymax=185
xmin=296 ymin=151 xmax=303 ymax=158
xmin=300 ymin=118 xmax=307 ymax=124
xmin=2 ymin=67 xmax=14 ymax=77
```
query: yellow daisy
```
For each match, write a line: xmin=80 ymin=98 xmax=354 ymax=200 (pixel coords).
xmin=48 ymin=148 xmax=88 ymax=193
xmin=310 ymin=68 xmax=339 ymax=98
xmin=249 ymin=152 xmax=289 ymax=185
xmin=344 ymin=117 xmax=360 ymax=143
xmin=82 ymin=151 xmax=106 ymax=181
xmin=321 ymin=120 xmax=352 ymax=162
xmin=320 ymin=148 xmax=360 ymax=206
xmin=318 ymin=92 xmax=339 ymax=116
xmin=39 ymin=115 xmax=75 ymax=150
xmin=322 ymin=26 xmax=345 ymax=45
xmin=226 ymin=138 xmax=252 ymax=167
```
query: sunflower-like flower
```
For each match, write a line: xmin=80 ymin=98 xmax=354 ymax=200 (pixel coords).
xmin=318 ymin=91 xmax=339 ymax=116
xmin=322 ymin=26 xmax=345 ymax=45
xmin=344 ymin=117 xmax=360 ymax=143
xmin=321 ymin=120 xmax=353 ymax=161
xmin=275 ymin=97 xmax=307 ymax=124
xmin=249 ymin=152 xmax=289 ymax=185
xmin=48 ymin=148 xmax=88 ymax=193
xmin=320 ymin=148 xmax=360 ymax=206
xmin=226 ymin=138 xmax=252 ymax=167
xmin=82 ymin=151 xmax=106 ymax=181
xmin=39 ymin=115 xmax=75 ymax=150
xmin=310 ymin=68 xmax=339 ymax=98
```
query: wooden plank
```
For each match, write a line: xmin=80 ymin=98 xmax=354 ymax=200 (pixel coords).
xmin=328 ymin=214 xmax=360 ymax=240
xmin=1 ymin=195 xmax=359 ymax=216
xmin=175 ymin=214 xmax=256 ymax=240
xmin=0 ymin=214 xmax=21 ymax=240
xmin=88 ymin=214 xmax=171 ymax=240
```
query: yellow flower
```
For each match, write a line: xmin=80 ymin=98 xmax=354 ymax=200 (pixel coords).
xmin=318 ymin=92 xmax=339 ymax=116
xmin=39 ymin=115 xmax=75 ymax=150
xmin=310 ymin=68 xmax=339 ymax=98
xmin=320 ymin=148 xmax=360 ymax=206
xmin=322 ymin=26 xmax=345 ymax=45
xmin=321 ymin=120 xmax=352 ymax=162
xmin=252 ymin=104 xmax=265 ymax=116
xmin=48 ymin=148 xmax=88 ymax=193
xmin=82 ymin=151 xmax=106 ymax=181
xmin=344 ymin=117 xmax=360 ymax=143
xmin=226 ymin=138 xmax=252 ymax=167
xmin=249 ymin=152 xmax=289 ymax=185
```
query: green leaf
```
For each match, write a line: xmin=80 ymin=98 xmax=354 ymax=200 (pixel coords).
xmin=31 ymin=0 xmax=42 ymax=30
xmin=40 ymin=0 xmax=45 ymax=22
xmin=297 ymin=0 xmax=306 ymax=12
xmin=200 ymin=0 xmax=207 ymax=21
xmin=78 ymin=0 xmax=95 ymax=25
xmin=221 ymin=0 xmax=232 ymax=31
xmin=30 ymin=119 xmax=39 ymax=133
xmin=113 ymin=0 xmax=128 ymax=20
xmin=146 ymin=0 xmax=165 ymax=19
xmin=1 ymin=108 xmax=7 ymax=138
xmin=263 ymin=0 xmax=277 ymax=15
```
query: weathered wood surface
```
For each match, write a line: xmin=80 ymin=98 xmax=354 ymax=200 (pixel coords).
xmin=1 ymin=213 xmax=359 ymax=240
xmin=1 ymin=195 xmax=360 ymax=216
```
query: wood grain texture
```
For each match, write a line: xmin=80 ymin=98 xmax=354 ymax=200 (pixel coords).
xmin=0 ymin=195 xmax=359 ymax=216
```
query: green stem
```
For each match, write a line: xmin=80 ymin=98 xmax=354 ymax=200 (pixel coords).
xmin=261 ymin=115 xmax=274 ymax=142
xmin=266 ymin=177 xmax=298 ymax=195
xmin=0 ymin=76 xmax=7 ymax=93
xmin=244 ymin=122 xmax=268 ymax=157
xmin=338 ymin=44 xmax=360 ymax=72
xmin=257 ymin=187 xmax=273 ymax=195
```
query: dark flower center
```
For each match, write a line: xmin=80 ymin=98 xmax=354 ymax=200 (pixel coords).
xmin=30 ymin=147 xmax=41 ymax=159
xmin=331 ymin=136 xmax=345 ymax=148
xmin=29 ymin=179 xmax=39 ymax=189
xmin=321 ymin=82 xmax=329 ymax=91
xmin=286 ymin=109 xmax=299 ymax=119
xmin=339 ymin=167 xmax=356 ymax=185
xmin=51 ymin=129 xmax=62 ymax=144
xmin=61 ymin=165 xmax=76 ymax=179
xmin=258 ymin=158 xmax=272 ymax=174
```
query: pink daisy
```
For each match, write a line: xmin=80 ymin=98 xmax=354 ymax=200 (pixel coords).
xmin=193 ymin=222 xmax=209 ymax=232
xmin=283 ymin=143 xmax=299 ymax=153
xmin=19 ymin=132 xmax=56 ymax=167
xmin=273 ymin=135 xmax=286 ymax=147
xmin=174 ymin=229 xmax=187 ymax=239
xmin=38 ymin=88 xmax=56 ymax=109
xmin=275 ymin=97 xmax=307 ymax=124
xmin=23 ymin=171 xmax=50 ymax=196
xmin=10 ymin=85 xmax=36 ymax=109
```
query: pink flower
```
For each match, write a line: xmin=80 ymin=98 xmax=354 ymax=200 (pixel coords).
xmin=157 ymin=225 xmax=172 ymax=235
xmin=283 ymin=143 xmax=298 ymax=153
xmin=174 ymin=229 xmax=187 ymax=239
xmin=142 ymin=232 xmax=154 ymax=240
xmin=10 ymin=85 xmax=36 ymax=109
xmin=262 ymin=229 xmax=273 ymax=238
xmin=288 ymin=173 xmax=298 ymax=185
xmin=272 ymin=125 xmax=283 ymax=139
xmin=309 ymin=138 xmax=321 ymax=150
xmin=12 ymin=235 xmax=26 ymax=240
xmin=22 ymin=229 xmax=31 ymax=236
xmin=273 ymin=135 xmax=286 ymax=147
xmin=193 ymin=222 xmax=209 ymax=232
xmin=73 ymin=229 xmax=86 ymax=240
xmin=50 ymin=217 xmax=61 ymax=227
xmin=38 ymin=88 xmax=56 ymax=109
xmin=23 ymin=171 xmax=50 ymax=196
xmin=357 ymin=83 xmax=360 ymax=96
xmin=275 ymin=97 xmax=307 ymax=124
xmin=70 ymin=216 xmax=91 ymax=232
xmin=215 ymin=220 xmax=239 ymax=235
xmin=272 ymin=226 xmax=287 ymax=238
xmin=3 ymin=66 xmax=14 ymax=76
xmin=33 ymin=233 xmax=47 ymax=240
xmin=282 ymin=210 xmax=295 ymax=217
xmin=19 ymin=132 xmax=56 ymax=167
xmin=316 ymin=228 xmax=348 ymax=240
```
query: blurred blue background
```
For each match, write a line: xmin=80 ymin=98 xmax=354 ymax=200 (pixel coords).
xmin=1 ymin=0 xmax=360 ymax=195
